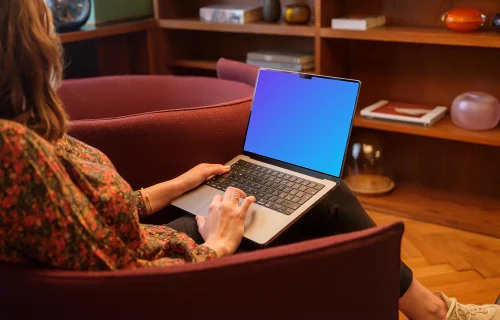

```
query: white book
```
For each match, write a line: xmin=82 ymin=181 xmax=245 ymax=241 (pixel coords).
xmin=360 ymin=100 xmax=447 ymax=127
xmin=200 ymin=4 xmax=263 ymax=24
xmin=331 ymin=15 xmax=386 ymax=30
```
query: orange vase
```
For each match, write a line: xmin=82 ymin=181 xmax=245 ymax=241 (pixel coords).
xmin=442 ymin=8 xmax=486 ymax=32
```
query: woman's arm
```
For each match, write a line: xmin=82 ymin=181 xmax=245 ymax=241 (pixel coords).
xmin=0 ymin=121 xmax=219 ymax=269
xmin=135 ymin=163 xmax=231 ymax=217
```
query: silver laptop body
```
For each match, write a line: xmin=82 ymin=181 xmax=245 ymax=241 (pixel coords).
xmin=171 ymin=68 xmax=361 ymax=246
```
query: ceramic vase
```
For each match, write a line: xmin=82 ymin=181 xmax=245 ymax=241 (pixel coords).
xmin=451 ymin=92 xmax=500 ymax=131
xmin=263 ymin=0 xmax=281 ymax=22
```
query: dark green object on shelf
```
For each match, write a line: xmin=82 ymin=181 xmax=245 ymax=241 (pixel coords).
xmin=88 ymin=0 xmax=153 ymax=25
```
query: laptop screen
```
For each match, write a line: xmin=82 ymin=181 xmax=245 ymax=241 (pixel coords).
xmin=243 ymin=69 xmax=360 ymax=178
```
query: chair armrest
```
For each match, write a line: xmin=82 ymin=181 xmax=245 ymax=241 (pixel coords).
xmin=216 ymin=58 xmax=260 ymax=87
xmin=68 ymin=98 xmax=252 ymax=189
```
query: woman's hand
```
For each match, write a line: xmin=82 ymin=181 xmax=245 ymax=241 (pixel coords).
xmin=140 ymin=163 xmax=230 ymax=215
xmin=175 ymin=163 xmax=231 ymax=194
xmin=196 ymin=187 xmax=256 ymax=257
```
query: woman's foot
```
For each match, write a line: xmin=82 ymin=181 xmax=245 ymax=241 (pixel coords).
xmin=435 ymin=292 xmax=500 ymax=320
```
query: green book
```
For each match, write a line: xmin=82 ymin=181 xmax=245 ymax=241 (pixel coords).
xmin=88 ymin=0 xmax=153 ymax=25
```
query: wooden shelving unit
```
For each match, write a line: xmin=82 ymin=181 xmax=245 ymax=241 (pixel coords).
xmin=60 ymin=19 xmax=156 ymax=44
xmin=169 ymin=58 xmax=218 ymax=70
xmin=150 ymin=0 xmax=500 ymax=237
xmin=159 ymin=18 xmax=315 ymax=37
xmin=353 ymin=114 xmax=500 ymax=147
xmin=358 ymin=183 xmax=500 ymax=239
xmin=320 ymin=26 xmax=500 ymax=48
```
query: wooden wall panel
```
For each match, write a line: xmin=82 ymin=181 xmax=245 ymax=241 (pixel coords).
xmin=346 ymin=41 xmax=500 ymax=108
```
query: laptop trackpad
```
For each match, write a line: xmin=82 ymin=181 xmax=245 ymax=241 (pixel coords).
xmin=195 ymin=200 xmax=257 ymax=228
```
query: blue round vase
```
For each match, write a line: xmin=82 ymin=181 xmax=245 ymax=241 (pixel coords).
xmin=44 ymin=0 xmax=92 ymax=33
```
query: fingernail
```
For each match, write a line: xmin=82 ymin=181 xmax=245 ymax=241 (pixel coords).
xmin=224 ymin=165 xmax=231 ymax=169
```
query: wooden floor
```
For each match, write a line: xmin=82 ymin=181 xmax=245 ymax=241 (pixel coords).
xmin=368 ymin=211 xmax=500 ymax=320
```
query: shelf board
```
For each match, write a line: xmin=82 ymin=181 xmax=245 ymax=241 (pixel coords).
xmin=357 ymin=183 xmax=500 ymax=239
xmin=59 ymin=19 xmax=156 ymax=44
xmin=321 ymin=26 xmax=500 ymax=48
xmin=169 ymin=59 xmax=218 ymax=70
xmin=353 ymin=113 xmax=500 ymax=147
xmin=159 ymin=18 xmax=315 ymax=37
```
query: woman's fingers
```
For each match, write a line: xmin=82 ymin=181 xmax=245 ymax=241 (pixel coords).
xmin=223 ymin=187 xmax=247 ymax=205
xmin=203 ymin=163 xmax=231 ymax=180
xmin=239 ymin=196 xmax=256 ymax=217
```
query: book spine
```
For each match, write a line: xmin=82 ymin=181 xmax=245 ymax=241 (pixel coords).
xmin=246 ymin=59 xmax=314 ymax=71
xmin=247 ymin=53 xmax=314 ymax=64
xmin=243 ymin=7 xmax=263 ymax=23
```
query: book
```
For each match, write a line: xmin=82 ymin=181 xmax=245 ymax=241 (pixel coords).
xmin=200 ymin=4 xmax=263 ymax=24
xmin=360 ymin=100 xmax=447 ymax=127
xmin=331 ymin=15 xmax=386 ymax=30
xmin=246 ymin=59 xmax=315 ymax=72
xmin=246 ymin=50 xmax=314 ymax=65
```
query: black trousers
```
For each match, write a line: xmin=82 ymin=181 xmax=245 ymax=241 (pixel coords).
xmin=160 ymin=182 xmax=413 ymax=298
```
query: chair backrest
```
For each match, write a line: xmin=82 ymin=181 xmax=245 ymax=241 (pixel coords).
xmin=0 ymin=222 xmax=403 ymax=320
xmin=58 ymin=74 xmax=254 ymax=120
xmin=217 ymin=58 xmax=260 ymax=87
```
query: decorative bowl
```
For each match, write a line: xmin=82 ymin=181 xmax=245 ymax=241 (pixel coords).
xmin=442 ymin=8 xmax=486 ymax=32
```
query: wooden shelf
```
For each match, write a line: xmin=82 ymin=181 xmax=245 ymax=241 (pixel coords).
xmin=357 ymin=183 xmax=500 ymax=239
xmin=353 ymin=113 xmax=500 ymax=147
xmin=59 ymin=19 xmax=156 ymax=44
xmin=321 ymin=26 xmax=500 ymax=48
xmin=169 ymin=59 xmax=218 ymax=70
xmin=159 ymin=18 xmax=315 ymax=37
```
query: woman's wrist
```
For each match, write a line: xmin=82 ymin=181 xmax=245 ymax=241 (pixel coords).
xmin=141 ymin=179 xmax=187 ymax=214
xmin=203 ymin=240 xmax=229 ymax=258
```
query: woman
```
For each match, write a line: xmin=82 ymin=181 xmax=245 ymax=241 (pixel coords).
xmin=0 ymin=1 xmax=498 ymax=319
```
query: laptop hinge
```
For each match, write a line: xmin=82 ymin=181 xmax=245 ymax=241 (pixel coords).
xmin=243 ymin=151 xmax=340 ymax=183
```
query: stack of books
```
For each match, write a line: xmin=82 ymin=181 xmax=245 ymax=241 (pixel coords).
xmin=331 ymin=15 xmax=386 ymax=30
xmin=245 ymin=50 xmax=315 ymax=72
xmin=200 ymin=4 xmax=263 ymax=24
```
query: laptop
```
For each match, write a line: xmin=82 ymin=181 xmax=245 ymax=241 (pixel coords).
xmin=171 ymin=68 xmax=361 ymax=246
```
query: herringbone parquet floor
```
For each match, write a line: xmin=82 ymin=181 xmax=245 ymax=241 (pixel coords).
xmin=368 ymin=211 xmax=500 ymax=320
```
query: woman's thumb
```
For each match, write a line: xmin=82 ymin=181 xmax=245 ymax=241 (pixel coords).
xmin=195 ymin=215 xmax=206 ymax=231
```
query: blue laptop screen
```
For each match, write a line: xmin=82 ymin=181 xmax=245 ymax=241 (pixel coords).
xmin=243 ymin=69 xmax=360 ymax=178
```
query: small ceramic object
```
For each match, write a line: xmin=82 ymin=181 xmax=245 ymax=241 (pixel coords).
xmin=284 ymin=4 xmax=311 ymax=24
xmin=451 ymin=92 xmax=500 ymax=131
xmin=263 ymin=0 xmax=281 ymax=22
xmin=492 ymin=14 xmax=500 ymax=31
xmin=442 ymin=8 xmax=486 ymax=32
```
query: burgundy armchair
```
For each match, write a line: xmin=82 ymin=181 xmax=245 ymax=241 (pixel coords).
xmin=0 ymin=59 xmax=403 ymax=319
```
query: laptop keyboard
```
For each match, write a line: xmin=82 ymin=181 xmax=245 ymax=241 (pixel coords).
xmin=205 ymin=160 xmax=325 ymax=215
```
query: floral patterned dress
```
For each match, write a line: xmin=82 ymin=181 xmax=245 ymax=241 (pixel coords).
xmin=0 ymin=119 xmax=216 ymax=270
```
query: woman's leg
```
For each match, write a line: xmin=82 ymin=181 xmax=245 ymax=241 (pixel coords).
xmin=284 ymin=181 xmax=448 ymax=320
xmin=272 ymin=181 xmax=414 ymax=298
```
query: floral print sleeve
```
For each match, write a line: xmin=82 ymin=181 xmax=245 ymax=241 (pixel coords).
xmin=0 ymin=120 xmax=216 ymax=270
